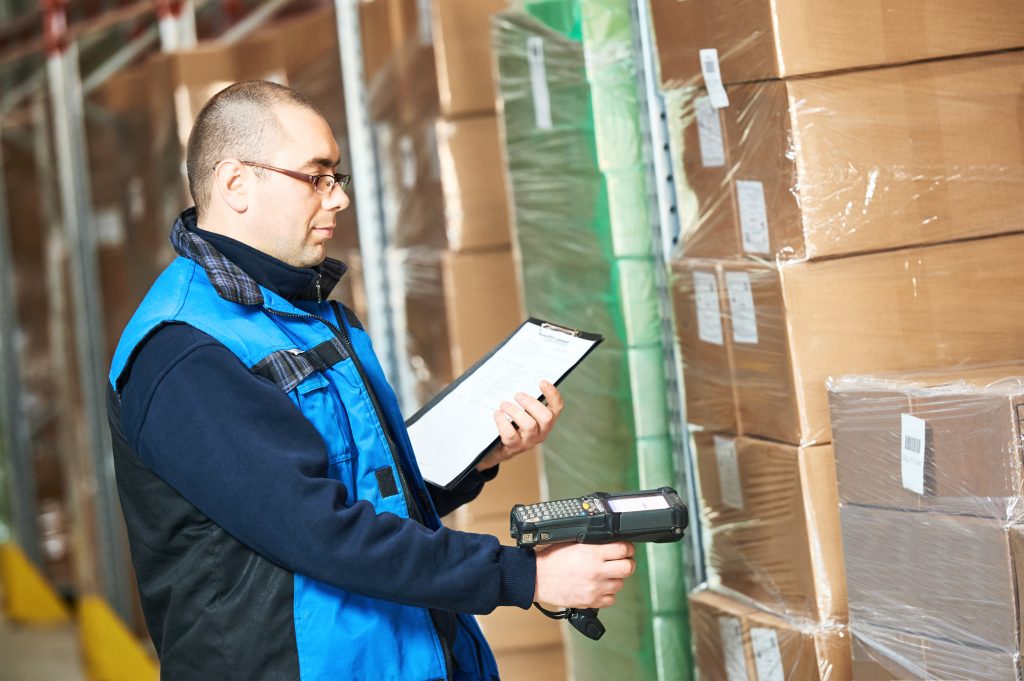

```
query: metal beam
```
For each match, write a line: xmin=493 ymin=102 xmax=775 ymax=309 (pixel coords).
xmin=46 ymin=36 xmax=132 ymax=619
xmin=334 ymin=0 xmax=405 ymax=404
xmin=0 ymin=121 xmax=41 ymax=562
xmin=632 ymin=0 xmax=706 ymax=589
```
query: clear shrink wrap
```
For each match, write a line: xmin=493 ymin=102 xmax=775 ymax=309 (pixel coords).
xmin=493 ymin=1 xmax=690 ymax=678
xmin=663 ymin=51 xmax=1024 ymax=262
xmin=670 ymin=235 xmax=1024 ymax=445
xmin=829 ymin=365 xmax=1024 ymax=679
xmin=648 ymin=0 xmax=1024 ymax=87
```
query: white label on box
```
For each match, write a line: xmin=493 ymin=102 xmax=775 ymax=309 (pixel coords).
xmin=399 ymin=135 xmax=417 ymax=190
xmin=699 ymin=48 xmax=730 ymax=109
xmin=714 ymin=436 xmax=744 ymax=509
xmin=692 ymin=271 xmax=724 ymax=346
xmin=736 ymin=180 xmax=771 ymax=254
xmin=901 ymin=413 xmax=927 ymax=495
xmin=750 ymin=628 xmax=784 ymax=681
xmin=695 ymin=95 xmax=726 ymax=168
xmin=718 ymin=616 xmax=749 ymax=681
xmin=527 ymin=37 xmax=553 ymax=130
xmin=725 ymin=271 xmax=758 ymax=344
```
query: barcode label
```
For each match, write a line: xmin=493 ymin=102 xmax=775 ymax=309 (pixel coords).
xmin=901 ymin=413 xmax=927 ymax=495
xmin=904 ymin=435 xmax=922 ymax=454
xmin=699 ymin=48 xmax=730 ymax=109
xmin=695 ymin=95 xmax=726 ymax=168
xmin=527 ymin=37 xmax=553 ymax=130
xmin=692 ymin=271 xmax=724 ymax=346
xmin=725 ymin=271 xmax=758 ymax=344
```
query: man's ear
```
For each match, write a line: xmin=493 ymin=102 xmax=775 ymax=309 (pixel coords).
xmin=212 ymin=159 xmax=249 ymax=213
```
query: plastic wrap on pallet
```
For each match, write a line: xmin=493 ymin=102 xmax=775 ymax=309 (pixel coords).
xmin=827 ymin=365 xmax=1024 ymax=680
xmin=689 ymin=589 xmax=852 ymax=681
xmin=690 ymin=433 xmax=847 ymax=624
xmin=647 ymin=0 xmax=1024 ymax=87
xmin=493 ymin=2 xmax=690 ymax=679
xmin=661 ymin=51 xmax=1024 ymax=262
xmin=669 ymin=236 xmax=1024 ymax=446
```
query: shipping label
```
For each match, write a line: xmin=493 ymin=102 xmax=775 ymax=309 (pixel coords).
xmin=714 ymin=436 xmax=744 ymax=509
xmin=750 ymin=628 xmax=784 ymax=681
xmin=718 ymin=616 xmax=749 ymax=681
xmin=695 ymin=95 xmax=726 ymax=168
xmin=527 ymin=37 xmax=553 ymax=130
xmin=736 ymin=180 xmax=770 ymax=254
xmin=692 ymin=271 xmax=724 ymax=346
xmin=725 ymin=271 xmax=758 ymax=344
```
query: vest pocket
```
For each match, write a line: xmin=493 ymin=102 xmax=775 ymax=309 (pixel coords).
xmin=294 ymin=375 xmax=358 ymax=499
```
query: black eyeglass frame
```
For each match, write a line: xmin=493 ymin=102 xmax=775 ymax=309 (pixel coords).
xmin=215 ymin=160 xmax=352 ymax=194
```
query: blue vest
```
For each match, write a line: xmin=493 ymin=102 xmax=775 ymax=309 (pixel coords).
xmin=109 ymin=255 xmax=499 ymax=681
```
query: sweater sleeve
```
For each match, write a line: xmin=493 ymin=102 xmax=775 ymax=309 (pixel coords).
xmin=119 ymin=322 xmax=535 ymax=613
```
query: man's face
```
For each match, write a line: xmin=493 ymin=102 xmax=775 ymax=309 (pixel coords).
xmin=249 ymin=104 xmax=349 ymax=268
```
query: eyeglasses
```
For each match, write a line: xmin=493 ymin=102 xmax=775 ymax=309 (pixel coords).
xmin=236 ymin=161 xmax=352 ymax=194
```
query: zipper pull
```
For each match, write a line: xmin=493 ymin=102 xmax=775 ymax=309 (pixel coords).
xmin=315 ymin=272 xmax=322 ymax=302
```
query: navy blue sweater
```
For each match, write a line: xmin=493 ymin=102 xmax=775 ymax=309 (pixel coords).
xmin=118 ymin=227 xmax=536 ymax=620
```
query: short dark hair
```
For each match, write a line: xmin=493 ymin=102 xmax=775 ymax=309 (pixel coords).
xmin=185 ymin=80 xmax=322 ymax=218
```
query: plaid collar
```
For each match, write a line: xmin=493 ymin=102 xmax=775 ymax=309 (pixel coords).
xmin=169 ymin=207 xmax=346 ymax=306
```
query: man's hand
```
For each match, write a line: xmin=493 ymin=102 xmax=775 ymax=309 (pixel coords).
xmin=533 ymin=542 xmax=635 ymax=608
xmin=475 ymin=380 xmax=564 ymax=472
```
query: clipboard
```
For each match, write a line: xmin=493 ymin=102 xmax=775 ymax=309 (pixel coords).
xmin=406 ymin=318 xmax=604 ymax=490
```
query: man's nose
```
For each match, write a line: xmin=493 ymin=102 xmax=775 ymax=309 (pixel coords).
xmin=323 ymin=184 xmax=350 ymax=211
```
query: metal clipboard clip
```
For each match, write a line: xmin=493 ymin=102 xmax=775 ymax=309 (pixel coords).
xmin=539 ymin=322 xmax=580 ymax=343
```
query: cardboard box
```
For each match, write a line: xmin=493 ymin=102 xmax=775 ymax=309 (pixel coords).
xmin=842 ymin=505 xmax=1022 ymax=653
xmin=153 ymin=38 xmax=288 ymax=147
xmin=673 ymin=51 xmax=1024 ymax=262
xmin=745 ymin=609 xmax=852 ymax=681
xmin=829 ymin=364 xmax=1024 ymax=518
xmin=454 ymin=512 xmax=563 ymax=653
xmin=689 ymin=590 xmax=758 ymax=681
xmin=670 ymin=259 xmax=737 ymax=433
xmin=852 ymin=623 xmax=1021 ymax=681
xmin=664 ymin=88 xmax=740 ymax=259
xmin=431 ymin=0 xmax=506 ymax=118
xmin=436 ymin=116 xmax=512 ymax=252
xmin=692 ymin=435 xmax=846 ymax=622
xmin=718 ymin=234 xmax=1024 ymax=445
xmin=649 ymin=0 xmax=1024 ymax=87
xmin=442 ymin=247 xmax=521 ymax=374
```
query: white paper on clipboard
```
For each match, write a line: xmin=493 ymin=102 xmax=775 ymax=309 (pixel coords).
xmin=407 ymin=320 xmax=602 ymax=489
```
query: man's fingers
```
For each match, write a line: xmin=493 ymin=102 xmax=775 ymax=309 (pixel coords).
xmin=600 ymin=558 xmax=636 ymax=580
xmin=602 ymin=541 xmax=635 ymax=560
xmin=493 ymin=409 xmax=522 ymax=446
xmin=539 ymin=380 xmax=564 ymax=417
xmin=514 ymin=392 xmax=554 ymax=431
xmin=501 ymin=400 xmax=538 ymax=437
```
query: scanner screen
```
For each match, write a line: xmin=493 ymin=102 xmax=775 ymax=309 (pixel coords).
xmin=607 ymin=495 xmax=669 ymax=513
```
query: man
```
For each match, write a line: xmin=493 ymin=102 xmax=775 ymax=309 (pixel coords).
xmin=106 ymin=80 xmax=636 ymax=680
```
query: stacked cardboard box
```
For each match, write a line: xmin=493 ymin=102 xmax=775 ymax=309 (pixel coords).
xmin=493 ymin=2 xmax=690 ymax=679
xmin=361 ymin=0 xmax=522 ymax=406
xmin=361 ymin=0 xmax=562 ymax=672
xmin=658 ymin=5 xmax=1024 ymax=680
xmin=829 ymin=367 xmax=1024 ymax=679
xmin=689 ymin=590 xmax=851 ymax=681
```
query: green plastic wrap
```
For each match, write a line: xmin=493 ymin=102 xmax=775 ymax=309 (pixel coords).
xmin=493 ymin=3 xmax=692 ymax=679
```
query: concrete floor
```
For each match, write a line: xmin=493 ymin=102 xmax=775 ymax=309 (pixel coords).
xmin=0 ymin=614 xmax=86 ymax=681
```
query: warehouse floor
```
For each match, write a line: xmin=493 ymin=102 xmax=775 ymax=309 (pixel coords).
xmin=0 ymin=608 xmax=85 ymax=681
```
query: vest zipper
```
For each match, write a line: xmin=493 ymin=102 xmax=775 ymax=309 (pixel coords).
xmin=263 ymin=305 xmax=452 ymax=680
